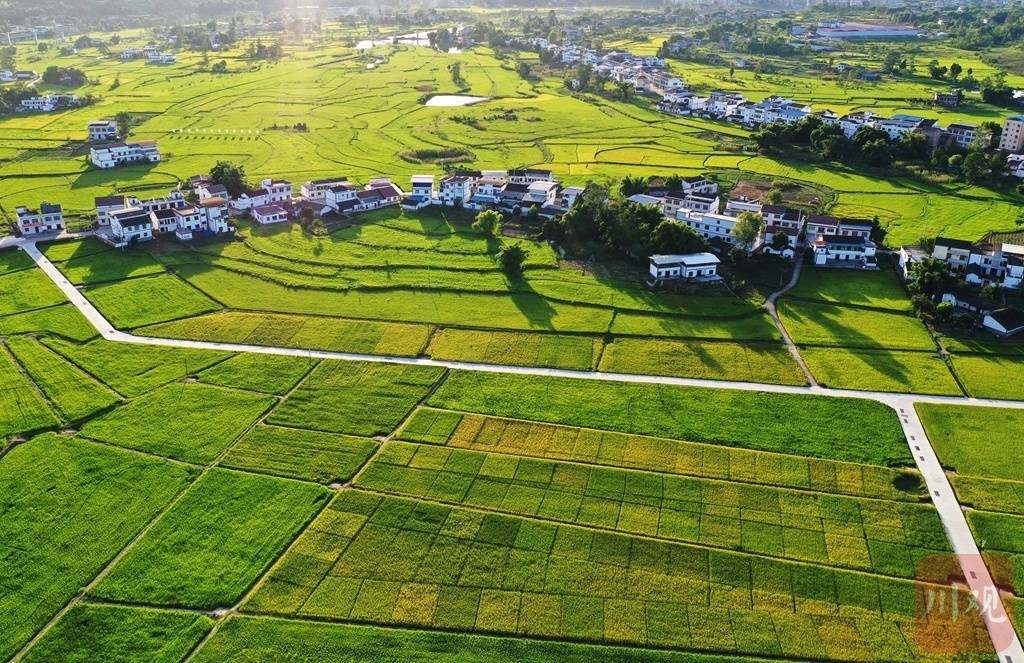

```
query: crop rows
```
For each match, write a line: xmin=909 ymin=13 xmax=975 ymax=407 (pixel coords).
xmin=246 ymin=490 xmax=968 ymax=661
xmin=357 ymin=440 xmax=948 ymax=577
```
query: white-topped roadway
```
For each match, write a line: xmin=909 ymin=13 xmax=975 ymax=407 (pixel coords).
xmin=13 ymin=237 xmax=1024 ymax=661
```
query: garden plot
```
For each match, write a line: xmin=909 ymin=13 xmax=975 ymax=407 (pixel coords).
xmin=54 ymin=247 xmax=166 ymax=285
xmin=0 ymin=305 xmax=97 ymax=341
xmin=427 ymin=328 xmax=600 ymax=371
xmin=268 ymin=360 xmax=446 ymax=437
xmin=397 ymin=408 xmax=925 ymax=502
xmin=79 ymin=382 xmax=274 ymax=464
xmin=92 ymin=468 xmax=330 ymax=609
xmin=950 ymin=354 xmax=1024 ymax=400
xmin=0 ymin=267 xmax=67 ymax=316
xmin=0 ymin=434 xmax=194 ymax=661
xmin=0 ymin=343 xmax=56 ymax=437
xmin=358 ymin=440 xmax=949 ymax=577
xmin=197 ymin=352 xmax=315 ymax=395
xmin=787 ymin=268 xmax=911 ymax=312
xmin=221 ymin=424 xmax=377 ymax=484
xmin=245 ymin=490 xmax=976 ymax=661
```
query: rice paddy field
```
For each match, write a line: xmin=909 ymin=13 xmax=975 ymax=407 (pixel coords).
xmin=2 ymin=24 xmax=1022 ymax=663
xmin=1 ymin=32 xmax=1021 ymax=245
xmin=0 ymin=254 xmax=1002 ymax=662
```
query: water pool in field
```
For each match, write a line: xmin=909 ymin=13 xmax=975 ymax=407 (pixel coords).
xmin=423 ymin=95 xmax=489 ymax=107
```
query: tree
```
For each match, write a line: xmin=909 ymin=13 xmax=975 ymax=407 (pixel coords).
xmin=210 ymin=161 xmax=248 ymax=198
xmin=981 ymin=282 xmax=1002 ymax=301
xmin=516 ymin=61 xmax=531 ymax=80
xmin=499 ymin=244 xmax=528 ymax=277
xmin=961 ymin=151 xmax=990 ymax=184
xmin=114 ymin=112 xmax=134 ymax=140
xmin=650 ymin=220 xmax=707 ymax=255
xmin=764 ymin=189 xmax=783 ymax=205
xmin=908 ymin=256 xmax=952 ymax=298
xmin=935 ymin=300 xmax=954 ymax=324
xmin=949 ymin=62 xmax=963 ymax=80
xmin=472 ymin=209 xmax=501 ymax=237
xmin=861 ymin=139 xmax=893 ymax=168
xmin=733 ymin=212 xmax=764 ymax=249
xmin=771 ymin=231 xmax=789 ymax=251
xmin=619 ymin=175 xmax=647 ymax=197
xmin=947 ymin=153 xmax=965 ymax=172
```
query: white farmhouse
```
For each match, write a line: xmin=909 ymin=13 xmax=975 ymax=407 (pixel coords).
xmin=301 ymin=177 xmax=349 ymax=202
xmin=109 ymin=207 xmax=155 ymax=246
xmin=648 ymin=253 xmax=722 ymax=284
xmin=87 ymin=120 xmax=119 ymax=142
xmin=982 ymin=308 xmax=1024 ymax=337
xmin=15 ymin=203 xmax=64 ymax=235
xmin=252 ymin=204 xmax=289 ymax=225
xmin=89 ymin=141 xmax=161 ymax=168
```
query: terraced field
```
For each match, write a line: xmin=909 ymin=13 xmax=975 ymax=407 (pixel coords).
xmin=1 ymin=34 xmax=1022 ymax=245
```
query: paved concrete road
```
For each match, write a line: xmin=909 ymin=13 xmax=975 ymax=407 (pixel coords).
xmin=16 ymin=239 xmax=1024 ymax=661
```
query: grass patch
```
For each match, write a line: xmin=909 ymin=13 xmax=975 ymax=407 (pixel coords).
xmin=221 ymin=424 xmax=377 ymax=484
xmin=0 ymin=268 xmax=67 ymax=316
xmin=952 ymin=475 xmax=1024 ymax=515
xmin=197 ymin=353 xmax=314 ymax=395
xmin=788 ymin=269 xmax=911 ymax=311
xmin=0 ymin=344 xmax=56 ymax=437
xmin=778 ymin=300 xmax=935 ymax=350
xmin=268 ymin=360 xmax=445 ymax=437
xmin=55 ymin=248 xmax=166 ymax=285
xmin=598 ymin=338 xmax=805 ymax=385
xmin=40 ymin=237 xmax=110 ymax=262
xmin=92 ymin=468 xmax=330 ymax=609
xmin=42 ymin=337 xmax=229 ymax=397
xmin=0 ymin=305 xmax=98 ymax=341
xmin=918 ymin=404 xmax=1024 ymax=482
xmin=801 ymin=348 xmax=961 ymax=396
xmin=79 ymin=382 xmax=274 ymax=463
xmin=23 ymin=604 xmax=212 ymax=663
xmin=0 ymin=247 xmax=35 ymax=274
xmin=951 ymin=354 xmax=1024 ymax=400
xmin=0 ymin=434 xmax=194 ymax=660
xmin=428 ymin=328 xmax=599 ymax=370
xmin=398 ymin=408 xmax=926 ymax=501
xmin=428 ymin=371 xmax=909 ymax=466
xmin=195 ymin=614 xmax=772 ymax=663
xmin=5 ymin=336 xmax=120 ymax=422
xmin=85 ymin=273 xmax=221 ymax=328
xmin=141 ymin=310 xmax=431 ymax=356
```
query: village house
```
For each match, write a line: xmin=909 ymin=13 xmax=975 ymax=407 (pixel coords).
xmin=877 ymin=114 xmax=937 ymax=141
xmin=439 ymin=174 xmax=476 ymax=207
xmin=468 ymin=177 xmax=504 ymax=209
xmin=507 ymin=168 xmax=554 ymax=185
xmin=724 ymin=197 xmax=763 ymax=217
xmin=676 ymin=209 xmax=738 ymax=245
xmin=146 ymin=52 xmax=177 ymax=64
xmin=87 ymin=120 xmax=119 ymax=142
xmin=89 ymin=141 xmax=161 ymax=168
xmin=19 ymin=94 xmax=78 ymax=112
xmin=230 ymin=179 xmax=292 ymax=211
xmin=838 ymin=111 xmax=878 ymax=139
xmin=998 ymin=116 xmax=1024 ymax=153
xmin=812 ymin=234 xmax=878 ymax=268
xmin=324 ymin=182 xmax=358 ymax=214
xmin=944 ymin=123 xmax=976 ymax=149
xmin=647 ymin=252 xmax=722 ymax=285
xmin=497 ymin=183 xmax=530 ymax=213
xmin=759 ymin=224 xmax=800 ymax=259
xmin=128 ymin=190 xmax=185 ymax=214
xmin=403 ymin=175 xmax=436 ymax=210
xmin=252 ymin=204 xmax=289 ymax=225
xmin=95 ymin=195 xmax=126 ymax=225
xmin=934 ymin=89 xmax=963 ymax=108
xmin=762 ymin=205 xmax=803 ymax=230
xmin=524 ymin=180 xmax=560 ymax=208
xmin=108 ymin=207 xmax=155 ymax=245
xmin=983 ymin=308 xmax=1024 ymax=337
xmin=15 ymin=203 xmax=64 ymax=235
xmin=196 ymin=182 xmax=229 ymax=200
xmin=300 ymin=177 xmax=349 ymax=202
xmin=559 ymin=186 xmax=584 ymax=210
xmin=151 ymin=208 xmax=179 ymax=235
xmin=931 ymin=233 xmax=1024 ymax=289
xmin=1008 ymin=153 xmax=1024 ymax=179
xmin=627 ymin=193 xmax=663 ymax=207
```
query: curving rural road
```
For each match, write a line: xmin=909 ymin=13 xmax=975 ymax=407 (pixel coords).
xmin=14 ymin=237 xmax=1024 ymax=662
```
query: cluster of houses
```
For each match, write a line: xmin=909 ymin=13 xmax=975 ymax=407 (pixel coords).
xmin=554 ymin=46 xmax=688 ymax=99
xmin=900 ymin=233 xmax=1024 ymax=337
xmin=0 ymin=69 xmax=37 ymax=83
xmin=628 ymin=182 xmax=877 ymax=271
xmin=88 ymin=140 xmax=161 ymax=169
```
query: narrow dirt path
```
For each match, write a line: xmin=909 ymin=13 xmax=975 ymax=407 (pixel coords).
xmin=763 ymin=246 xmax=817 ymax=387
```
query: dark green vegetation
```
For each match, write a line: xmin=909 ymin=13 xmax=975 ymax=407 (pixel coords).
xmin=22 ymin=604 xmax=212 ymax=663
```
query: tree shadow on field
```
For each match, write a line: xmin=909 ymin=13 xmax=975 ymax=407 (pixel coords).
xmin=510 ymin=276 xmax=556 ymax=330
